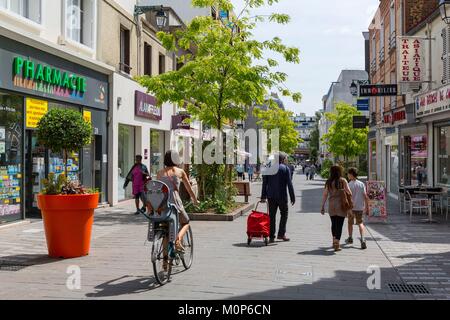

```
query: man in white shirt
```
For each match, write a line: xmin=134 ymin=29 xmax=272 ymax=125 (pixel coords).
xmin=345 ymin=168 xmax=369 ymax=249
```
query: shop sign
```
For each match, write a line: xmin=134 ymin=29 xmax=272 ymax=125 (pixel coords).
xmin=397 ymin=37 xmax=426 ymax=83
xmin=383 ymin=108 xmax=407 ymax=125
xmin=135 ymin=91 xmax=161 ymax=121
xmin=14 ymin=57 xmax=87 ymax=93
xmin=356 ymin=98 xmax=369 ymax=111
xmin=353 ymin=116 xmax=369 ymax=128
xmin=0 ymin=36 xmax=108 ymax=110
xmin=171 ymin=114 xmax=191 ymax=130
xmin=415 ymin=83 xmax=450 ymax=118
xmin=25 ymin=98 xmax=48 ymax=129
xmin=83 ymin=110 xmax=92 ymax=124
xmin=359 ymin=84 xmax=398 ymax=97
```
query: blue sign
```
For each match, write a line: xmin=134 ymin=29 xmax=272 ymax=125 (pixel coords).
xmin=357 ymin=98 xmax=369 ymax=111
xmin=219 ymin=10 xmax=228 ymax=19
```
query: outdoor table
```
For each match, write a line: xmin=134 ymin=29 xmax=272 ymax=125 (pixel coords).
xmin=414 ymin=189 xmax=445 ymax=223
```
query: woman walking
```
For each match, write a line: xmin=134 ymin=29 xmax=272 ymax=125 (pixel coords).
xmin=320 ymin=165 xmax=352 ymax=251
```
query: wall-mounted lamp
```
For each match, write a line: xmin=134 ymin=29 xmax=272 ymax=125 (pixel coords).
xmin=117 ymin=97 xmax=122 ymax=108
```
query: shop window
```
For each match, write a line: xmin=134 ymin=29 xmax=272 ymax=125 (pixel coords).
xmin=0 ymin=93 xmax=23 ymax=223
xmin=410 ymin=135 xmax=428 ymax=186
xmin=150 ymin=130 xmax=165 ymax=178
xmin=65 ymin=0 xmax=96 ymax=48
xmin=118 ymin=124 xmax=135 ymax=201
xmin=1 ymin=0 xmax=42 ymax=24
xmin=438 ymin=126 xmax=450 ymax=186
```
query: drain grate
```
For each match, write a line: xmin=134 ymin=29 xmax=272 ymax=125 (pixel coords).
xmin=0 ymin=260 xmax=30 ymax=272
xmin=388 ymin=283 xmax=430 ymax=294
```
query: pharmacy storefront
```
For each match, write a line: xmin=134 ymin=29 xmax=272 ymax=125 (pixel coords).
xmin=0 ymin=35 xmax=110 ymax=224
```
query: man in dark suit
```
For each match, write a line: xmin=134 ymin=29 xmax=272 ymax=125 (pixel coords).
xmin=260 ymin=152 xmax=296 ymax=243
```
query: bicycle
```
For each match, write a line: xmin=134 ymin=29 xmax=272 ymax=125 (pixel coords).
xmin=141 ymin=180 xmax=194 ymax=285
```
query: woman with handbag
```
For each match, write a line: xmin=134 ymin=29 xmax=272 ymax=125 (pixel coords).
xmin=320 ymin=165 xmax=353 ymax=251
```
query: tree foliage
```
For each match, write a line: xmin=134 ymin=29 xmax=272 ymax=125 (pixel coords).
xmin=254 ymin=104 xmax=302 ymax=155
xmin=321 ymin=103 xmax=368 ymax=165
xmin=309 ymin=111 xmax=322 ymax=163
xmin=138 ymin=0 xmax=301 ymax=130
xmin=37 ymin=108 xmax=92 ymax=154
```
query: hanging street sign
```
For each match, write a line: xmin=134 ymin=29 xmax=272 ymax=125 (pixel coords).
xmin=353 ymin=116 xmax=369 ymax=128
xmin=359 ymin=84 xmax=398 ymax=97
xmin=356 ymin=98 xmax=370 ymax=111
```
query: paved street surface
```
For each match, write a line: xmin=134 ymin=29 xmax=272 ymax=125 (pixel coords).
xmin=1 ymin=173 xmax=450 ymax=300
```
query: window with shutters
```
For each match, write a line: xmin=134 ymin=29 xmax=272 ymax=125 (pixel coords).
xmin=442 ymin=27 xmax=450 ymax=84
xmin=65 ymin=0 xmax=96 ymax=48
xmin=144 ymin=42 xmax=152 ymax=76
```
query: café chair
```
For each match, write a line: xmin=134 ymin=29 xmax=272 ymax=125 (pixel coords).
xmin=406 ymin=190 xmax=430 ymax=222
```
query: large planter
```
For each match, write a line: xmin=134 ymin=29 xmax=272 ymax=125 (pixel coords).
xmin=37 ymin=193 xmax=99 ymax=258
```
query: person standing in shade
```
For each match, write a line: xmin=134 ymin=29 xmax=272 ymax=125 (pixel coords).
xmin=124 ymin=155 xmax=150 ymax=215
xmin=261 ymin=152 xmax=296 ymax=243
xmin=345 ymin=168 xmax=369 ymax=249
xmin=320 ymin=165 xmax=352 ymax=252
xmin=236 ymin=164 xmax=244 ymax=181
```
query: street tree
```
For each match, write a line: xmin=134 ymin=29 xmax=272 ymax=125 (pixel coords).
xmin=321 ymin=102 xmax=368 ymax=168
xmin=254 ymin=104 xmax=302 ymax=155
xmin=138 ymin=0 xmax=301 ymax=210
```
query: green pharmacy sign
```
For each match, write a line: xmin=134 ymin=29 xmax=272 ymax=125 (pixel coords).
xmin=13 ymin=56 xmax=87 ymax=93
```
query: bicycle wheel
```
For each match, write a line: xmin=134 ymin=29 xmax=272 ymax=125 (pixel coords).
xmin=152 ymin=231 xmax=172 ymax=285
xmin=181 ymin=225 xmax=194 ymax=270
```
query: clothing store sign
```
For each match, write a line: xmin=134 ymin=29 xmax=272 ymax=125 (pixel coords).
xmin=397 ymin=37 xmax=426 ymax=83
xmin=415 ymin=83 xmax=450 ymax=118
xmin=135 ymin=91 xmax=161 ymax=121
xmin=359 ymin=84 xmax=398 ymax=97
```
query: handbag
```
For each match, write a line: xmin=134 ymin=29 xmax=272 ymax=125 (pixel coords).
xmin=339 ymin=180 xmax=353 ymax=212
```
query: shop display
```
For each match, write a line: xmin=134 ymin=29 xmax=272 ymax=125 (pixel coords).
xmin=366 ymin=181 xmax=387 ymax=222
xmin=49 ymin=152 xmax=80 ymax=182
xmin=0 ymin=165 xmax=22 ymax=216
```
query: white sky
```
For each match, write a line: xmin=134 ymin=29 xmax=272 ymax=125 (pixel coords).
xmin=231 ymin=0 xmax=379 ymax=116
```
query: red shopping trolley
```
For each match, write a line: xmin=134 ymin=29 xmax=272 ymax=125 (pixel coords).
xmin=247 ymin=201 xmax=270 ymax=246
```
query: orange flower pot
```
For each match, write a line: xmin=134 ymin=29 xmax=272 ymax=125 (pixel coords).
xmin=37 ymin=193 xmax=99 ymax=259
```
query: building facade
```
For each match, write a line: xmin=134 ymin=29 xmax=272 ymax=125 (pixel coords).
xmin=0 ymin=0 xmax=114 ymax=224
xmin=367 ymin=0 xmax=440 ymax=198
xmin=292 ymin=113 xmax=316 ymax=161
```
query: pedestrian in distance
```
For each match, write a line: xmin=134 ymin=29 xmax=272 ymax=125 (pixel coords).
xmin=287 ymin=159 xmax=295 ymax=181
xmin=320 ymin=165 xmax=353 ymax=252
xmin=236 ymin=164 xmax=244 ymax=181
xmin=248 ymin=165 xmax=254 ymax=182
xmin=345 ymin=168 xmax=369 ymax=249
xmin=305 ymin=165 xmax=311 ymax=180
xmin=123 ymin=155 xmax=150 ymax=215
xmin=309 ymin=164 xmax=316 ymax=180
xmin=261 ymin=152 xmax=296 ymax=243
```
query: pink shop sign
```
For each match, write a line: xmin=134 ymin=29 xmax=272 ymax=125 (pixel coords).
xmin=135 ymin=91 xmax=162 ymax=121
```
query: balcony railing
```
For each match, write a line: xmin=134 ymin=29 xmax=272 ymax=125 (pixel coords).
xmin=389 ymin=31 xmax=396 ymax=51
xmin=370 ymin=59 xmax=377 ymax=75
xmin=379 ymin=48 xmax=385 ymax=64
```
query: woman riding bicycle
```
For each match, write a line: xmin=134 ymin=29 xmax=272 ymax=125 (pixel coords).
xmin=148 ymin=150 xmax=199 ymax=254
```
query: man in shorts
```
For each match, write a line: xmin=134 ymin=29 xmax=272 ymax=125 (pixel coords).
xmin=345 ymin=168 xmax=369 ymax=249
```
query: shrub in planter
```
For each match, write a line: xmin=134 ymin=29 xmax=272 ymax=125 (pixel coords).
xmin=36 ymin=108 xmax=98 ymax=259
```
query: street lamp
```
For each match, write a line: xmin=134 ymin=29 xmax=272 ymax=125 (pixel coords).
xmin=350 ymin=81 xmax=358 ymax=96
xmin=440 ymin=0 xmax=450 ymax=25
xmin=134 ymin=5 xmax=168 ymax=29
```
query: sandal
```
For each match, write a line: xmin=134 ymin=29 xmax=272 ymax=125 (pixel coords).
xmin=333 ymin=240 xmax=341 ymax=252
